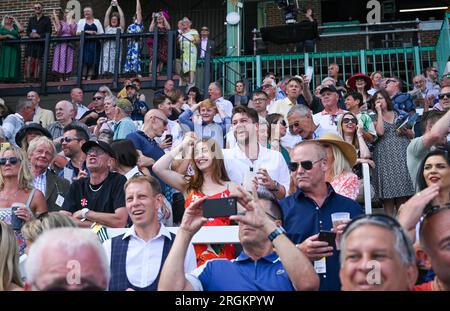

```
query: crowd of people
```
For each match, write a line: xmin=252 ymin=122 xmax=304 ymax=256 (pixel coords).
xmin=0 ymin=1 xmax=210 ymax=84
xmin=0 ymin=2 xmax=450 ymax=294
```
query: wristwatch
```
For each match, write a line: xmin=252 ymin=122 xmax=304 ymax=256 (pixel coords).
xmin=268 ymin=226 xmax=286 ymax=242
xmin=81 ymin=208 xmax=90 ymax=220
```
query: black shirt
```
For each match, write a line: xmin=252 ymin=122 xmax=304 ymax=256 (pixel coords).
xmin=80 ymin=109 xmax=107 ymax=127
xmin=26 ymin=15 xmax=52 ymax=37
xmin=62 ymin=172 xmax=126 ymax=213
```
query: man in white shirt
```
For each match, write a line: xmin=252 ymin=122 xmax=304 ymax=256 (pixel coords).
xmin=70 ymin=87 xmax=89 ymax=120
xmin=209 ymin=82 xmax=233 ymax=123
xmin=223 ymin=105 xmax=290 ymax=200
xmin=286 ymin=105 xmax=329 ymax=145
xmin=313 ymin=85 xmax=345 ymax=134
xmin=269 ymin=76 xmax=304 ymax=118
xmin=103 ymin=175 xmax=196 ymax=291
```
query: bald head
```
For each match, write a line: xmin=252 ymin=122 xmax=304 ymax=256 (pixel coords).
xmin=144 ymin=109 xmax=168 ymax=138
xmin=55 ymin=100 xmax=75 ymax=122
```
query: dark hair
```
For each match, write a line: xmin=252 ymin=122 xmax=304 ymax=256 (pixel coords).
xmin=421 ymin=110 xmax=445 ymax=133
xmin=416 ymin=145 xmax=450 ymax=191
xmin=63 ymin=124 xmax=89 ymax=141
xmin=371 ymin=89 xmax=393 ymax=111
xmin=265 ymin=113 xmax=283 ymax=140
xmin=111 ymin=139 xmax=139 ymax=168
xmin=153 ymin=95 xmax=169 ymax=108
xmin=235 ymin=80 xmax=245 ymax=86
xmin=252 ymin=91 xmax=268 ymax=99
xmin=232 ymin=105 xmax=259 ymax=124
xmin=345 ymin=91 xmax=363 ymax=107
xmin=256 ymin=190 xmax=284 ymax=221
xmin=187 ymin=86 xmax=203 ymax=103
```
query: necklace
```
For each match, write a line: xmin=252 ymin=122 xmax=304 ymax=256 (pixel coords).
xmin=88 ymin=183 xmax=103 ymax=192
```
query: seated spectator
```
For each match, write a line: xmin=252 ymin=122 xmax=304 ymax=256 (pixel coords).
xmin=0 ymin=145 xmax=48 ymax=256
xmin=27 ymin=91 xmax=54 ymax=129
xmin=407 ymin=109 xmax=450 ymax=189
xmin=208 ymin=82 xmax=233 ymax=123
xmin=154 ymin=79 xmax=175 ymax=98
xmin=0 ymin=98 xmax=10 ymax=126
xmin=126 ymin=82 xmax=149 ymax=122
xmin=287 ymin=105 xmax=329 ymax=141
xmin=186 ymin=86 xmax=203 ymax=109
xmin=111 ymin=139 xmax=149 ymax=179
xmin=179 ymin=99 xmax=230 ymax=148
xmin=424 ymin=67 xmax=441 ymax=96
xmin=223 ymin=106 xmax=290 ymax=200
xmin=269 ymin=76 xmax=306 ymax=118
xmin=328 ymin=63 xmax=345 ymax=88
xmin=70 ymin=88 xmax=89 ymax=120
xmin=316 ymin=132 xmax=360 ymax=200
xmin=15 ymin=123 xmax=52 ymax=152
xmin=93 ymin=95 xmax=117 ymax=137
xmin=346 ymin=73 xmax=372 ymax=109
xmin=433 ymin=85 xmax=450 ymax=112
xmin=61 ymin=140 xmax=128 ymax=228
xmin=2 ymin=99 xmax=35 ymax=146
xmin=58 ymin=124 xmax=89 ymax=183
xmin=228 ymin=80 xmax=250 ymax=106
xmin=260 ymin=77 xmax=277 ymax=111
xmin=339 ymin=214 xmax=417 ymax=291
xmin=167 ymin=89 xmax=185 ymax=120
xmin=153 ymin=136 xmax=242 ymax=266
xmin=25 ymin=227 xmax=109 ymax=291
xmin=112 ymin=98 xmax=137 ymax=140
xmin=368 ymin=71 xmax=383 ymax=96
xmin=281 ymin=141 xmax=362 ymax=291
xmin=412 ymin=74 xmax=439 ymax=110
xmin=266 ymin=113 xmax=290 ymax=164
xmin=158 ymin=188 xmax=320 ymax=291
xmin=103 ymin=175 xmax=196 ymax=291
xmin=384 ymin=77 xmax=415 ymax=113
xmin=251 ymin=90 xmax=269 ymax=120
xmin=79 ymin=91 xmax=107 ymax=128
xmin=343 ymin=92 xmax=376 ymax=143
xmin=372 ymin=89 xmax=415 ymax=216
xmin=0 ymin=221 xmax=23 ymax=290
xmin=27 ymin=136 xmax=70 ymax=212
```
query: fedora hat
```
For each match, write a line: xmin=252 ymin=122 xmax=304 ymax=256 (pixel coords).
xmin=347 ymin=73 xmax=372 ymax=91
xmin=315 ymin=132 xmax=357 ymax=167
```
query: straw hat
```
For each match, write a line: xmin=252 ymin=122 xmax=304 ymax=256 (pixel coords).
xmin=315 ymin=132 xmax=357 ymax=167
xmin=347 ymin=73 xmax=372 ymax=91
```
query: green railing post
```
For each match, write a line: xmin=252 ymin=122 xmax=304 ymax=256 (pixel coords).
xmin=359 ymin=50 xmax=367 ymax=74
xmin=256 ymin=55 xmax=262 ymax=88
xmin=413 ymin=46 xmax=421 ymax=76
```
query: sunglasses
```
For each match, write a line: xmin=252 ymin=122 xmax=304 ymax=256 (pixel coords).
xmin=288 ymin=158 xmax=323 ymax=171
xmin=288 ymin=122 xmax=301 ymax=131
xmin=93 ymin=96 xmax=103 ymax=100
xmin=60 ymin=136 xmax=80 ymax=144
xmin=438 ymin=92 xmax=450 ymax=100
xmin=0 ymin=157 xmax=19 ymax=165
xmin=342 ymin=118 xmax=357 ymax=124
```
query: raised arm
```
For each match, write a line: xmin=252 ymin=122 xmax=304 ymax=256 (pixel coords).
xmin=12 ymin=16 xmax=24 ymax=33
xmin=374 ymin=104 xmax=385 ymax=137
xmin=163 ymin=15 xmax=171 ymax=30
xmin=52 ymin=10 xmax=61 ymax=34
xmin=116 ymin=3 xmax=126 ymax=30
xmin=104 ymin=5 xmax=112 ymax=28
xmin=149 ymin=15 xmax=156 ymax=32
xmin=135 ymin=0 xmax=142 ymax=24
xmin=422 ymin=109 xmax=450 ymax=149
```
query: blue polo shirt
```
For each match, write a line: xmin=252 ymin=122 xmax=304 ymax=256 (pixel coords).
xmin=192 ymin=251 xmax=295 ymax=291
xmin=280 ymin=184 xmax=363 ymax=291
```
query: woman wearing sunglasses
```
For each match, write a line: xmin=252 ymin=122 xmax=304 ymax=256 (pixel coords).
xmin=266 ymin=113 xmax=290 ymax=165
xmin=0 ymin=145 xmax=47 ymax=256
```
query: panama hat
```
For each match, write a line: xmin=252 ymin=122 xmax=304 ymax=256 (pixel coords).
xmin=315 ymin=132 xmax=357 ymax=167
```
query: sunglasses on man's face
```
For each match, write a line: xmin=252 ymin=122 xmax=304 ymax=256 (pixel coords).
xmin=288 ymin=158 xmax=323 ymax=171
xmin=60 ymin=136 xmax=80 ymax=144
xmin=0 ymin=157 xmax=19 ymax=165
xmin=438 ymin=92 xmax=450 ymax=100
xmin=288 ymin=122 xmax=301 ymax=131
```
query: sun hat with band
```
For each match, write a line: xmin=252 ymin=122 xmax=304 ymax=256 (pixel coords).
xmin=314 ymin=132 xmax=357 ymax=167
xmin=347 ymin=73 xmax=372 ymax=91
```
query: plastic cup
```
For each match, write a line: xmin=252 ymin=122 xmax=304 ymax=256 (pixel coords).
xmin=331 ymin=212 xmax=350 ymax=231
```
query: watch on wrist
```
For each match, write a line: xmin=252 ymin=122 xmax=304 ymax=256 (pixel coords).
xmin=81 ymin=208 xmax=90 ymax=220
xmin=268 ymin=226 xmax=286 ymax=242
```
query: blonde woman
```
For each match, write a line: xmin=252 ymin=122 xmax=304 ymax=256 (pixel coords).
xmin=0 ymin=145 xmax=47 ymax=255
xmin=0 ymin=221 xmax=23 ymax=291
xmin=179 ymin=17 xmax=199 ymax=86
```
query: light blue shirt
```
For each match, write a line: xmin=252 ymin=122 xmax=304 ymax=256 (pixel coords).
xmin=2 ymin=113 xmax=24 ymax=146
xmin=113 ymin=117 xmax=137 ymax=140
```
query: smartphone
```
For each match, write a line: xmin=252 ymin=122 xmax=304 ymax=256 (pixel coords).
xmin=318 ymin=230 xmax=336 ymax=249
xmin=11 ymin=204 xmax=24 ymax=231
xmin=202 ymin=197 xmax=237 ymax=218
xmin=165 ymin=134 xmax=173 ymax=143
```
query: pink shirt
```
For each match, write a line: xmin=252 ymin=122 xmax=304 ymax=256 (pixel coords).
xmin=331 ymin=171 xmax=359 ymax=200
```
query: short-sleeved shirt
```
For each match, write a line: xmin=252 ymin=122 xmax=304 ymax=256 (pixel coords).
xmin=280 ymin=184 xmax=363 ymax=291
xmin=62 ymin=172 xmax=126 ymax=213
xmin=406 ymin=136 xmax=429 ymax=189
xmin=186 ymin=251 xmax=295 ymax=291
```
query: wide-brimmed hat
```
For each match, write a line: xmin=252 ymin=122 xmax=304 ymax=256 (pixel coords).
xmin=315 ymin=132 xmax=357 ymax=167
xmin=0 ymin=98 xmax=7 ymax=111
xmin=81 ymin=140 xmax=115 ymax=158
xmin=347 ymin=73 xmax=372 ymax=90
xmin=15 ymin=123 xmax=52 ymax=147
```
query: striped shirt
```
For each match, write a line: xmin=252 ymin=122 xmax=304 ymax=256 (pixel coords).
xmin=33 ymin=171 xmax=47 ymax=195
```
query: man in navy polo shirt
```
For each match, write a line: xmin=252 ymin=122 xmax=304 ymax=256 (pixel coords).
xmin=158 ymin=189 xmax=319 ymax=291
xmin=280 ymin=141 xmax=363 ymax=291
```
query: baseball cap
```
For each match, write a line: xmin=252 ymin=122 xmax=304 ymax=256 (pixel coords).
xmin=319 ymin=84 xmax=339 ymax=94
xmin=116 ymin=98 xmax=133 ymax=112
xmin=125 ymin=83 xmax=138 ymax=89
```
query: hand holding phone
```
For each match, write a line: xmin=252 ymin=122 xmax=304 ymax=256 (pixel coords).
xmin=318 ymin=230 xmax=337 ymax=249
xmin=202 ymin=197 xmax=237 ymax=218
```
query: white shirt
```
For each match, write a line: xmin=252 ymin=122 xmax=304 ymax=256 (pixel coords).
xmin=155 ymin=119 xmax=183 ymax=152
xmin=103 ymin=224 xmax=197 ymax=288
xmin=223 ymin=145 xmax=291 ymax=197
xmin=75 ymin=103 xmax=89 ymax=120
xmin=312 ymin=110 xmax=345 ymax=135
xmin=213 ymin=97 xmax=233 ymax=123
xmin=200 ymin=38 xmax=207 ymax=58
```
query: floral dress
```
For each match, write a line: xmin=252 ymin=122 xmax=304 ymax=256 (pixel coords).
xmin=179 ymin=28 xmax=198 ymax=74
xmin=184 ymin=189 xmax=235 ymax=266
xmin=123 ymin=22 xmax=144 ymax=73
xmin=52 ymin=21 xmax=76 ymax=74
xmin=99 ymin=26 xmax=121 ymax=74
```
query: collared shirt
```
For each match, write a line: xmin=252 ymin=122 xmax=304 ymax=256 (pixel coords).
xmin=280 ymin=184 xmax=363 ymax=291
xmin=268 ymin=97 xmax=297 ymax=118
xmin=113 ymin=117 xmax=137 ymax=140
xmin=186 ymin=251 xmax=295 ymax=291
xmin=124 ymin=166 xmax=142 ymax=180
xmin=58 ymin=160 xmax=89 ymax=183
xmin=200 ymin=38 xmax=207 ymax=58
xmin=223 ymin=145 xmax=291 ymax=196
xmin=212 ymin=97 xmax=233 ymax=123
xmin=103 ymin=224 xmax=197 ymax=288
xmin=33 ymin=171 xmax=47 ymax=195
xmin=313 ymin=109 xmax=345 ymax=134
xmin=75 ymin=103 xmax=89 ymax=120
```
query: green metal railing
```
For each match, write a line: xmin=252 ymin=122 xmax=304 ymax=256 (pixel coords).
xmin=208 ymin=46 xmax=436 ymax=96
xmin=436 ymin=12 xmax=450 ymax=77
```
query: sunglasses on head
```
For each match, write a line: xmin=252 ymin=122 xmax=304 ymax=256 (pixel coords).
xmin=288 ymin=158 xmax=323 ymax=171
xmin=342 ymin=118 xmax=357 ymax=124
xmin=438 ymin=92 xmax=450 ymax=100
xmin=0 ymin=157 xmax=19 ymax=165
